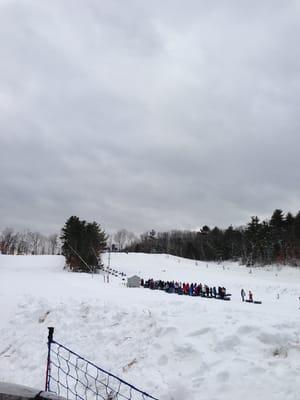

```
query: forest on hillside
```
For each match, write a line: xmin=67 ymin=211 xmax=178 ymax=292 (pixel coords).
xmin=126 ymin=209 xmax=300 ymax=266
xmin=1 ymin=209 xmax=300 ymax=267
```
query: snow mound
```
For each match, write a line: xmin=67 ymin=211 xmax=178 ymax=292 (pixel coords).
xmin=1 ymin=253 xmax=300 ymax=400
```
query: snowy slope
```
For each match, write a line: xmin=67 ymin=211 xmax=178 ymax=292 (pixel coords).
xmin=1 ymin=253 xmax=300 ymax=400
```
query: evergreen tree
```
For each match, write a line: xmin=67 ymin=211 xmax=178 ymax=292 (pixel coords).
xmin=270 ymin=209 xmax=285 ymax=230
xmin=294 ymin=212 xmax=300 ymax=260
xmin=126 ymin=208 xmax=300 ymax=267
xmin=270 ymin=209 xmax=285 ymax=262
xmin=61 ymin=216 xmax=107 ymax=272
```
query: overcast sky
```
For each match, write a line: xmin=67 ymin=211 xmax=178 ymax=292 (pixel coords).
xmin=0 ymin=0 xmax=300 ymax=235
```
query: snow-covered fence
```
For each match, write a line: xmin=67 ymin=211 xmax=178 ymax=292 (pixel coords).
xmin=45 ymin=328 xmax=159 ymax=400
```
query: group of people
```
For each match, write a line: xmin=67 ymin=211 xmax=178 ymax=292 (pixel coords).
xmin=141 ymin=279 xmax=229 ymax=299
xmin=241 ymin=288 xmax=254 ymax=302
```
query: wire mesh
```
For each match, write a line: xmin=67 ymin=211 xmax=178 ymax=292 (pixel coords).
xmin=47 ymin=340 xmax=159 ymax=400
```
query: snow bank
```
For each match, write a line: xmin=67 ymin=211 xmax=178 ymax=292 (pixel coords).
xmin=1 ymin=253 xmax=300 ymax=400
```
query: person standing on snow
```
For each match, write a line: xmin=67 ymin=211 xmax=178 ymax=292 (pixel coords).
xmin=249 ymin=290 xmax=253 ymax=302
xmin=241 ymin=288 xmax=246 ymax=302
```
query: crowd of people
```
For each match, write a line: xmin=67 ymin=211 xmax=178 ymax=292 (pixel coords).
xmin=102 ymin=265 xmax=258 ymax=303
xmin=141 ymin=278 xmax=230 ymax=300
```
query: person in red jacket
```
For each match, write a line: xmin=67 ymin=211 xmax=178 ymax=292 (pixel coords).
xmin=185 ymin=283 xmax=190 ymax=295
xmin=249 ymin=290 xmax=253 ymax=302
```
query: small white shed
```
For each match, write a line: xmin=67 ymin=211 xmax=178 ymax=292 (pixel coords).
xmin=127 ymin=275 xmax=141 ymax=288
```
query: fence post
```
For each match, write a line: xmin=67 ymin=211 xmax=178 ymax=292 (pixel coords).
xmin=45 ymin=327 xmax=54 ymax=391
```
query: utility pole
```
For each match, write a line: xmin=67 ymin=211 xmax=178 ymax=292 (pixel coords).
xmin=106 ymin=235 xmax=112 ymax=269
xmin=108 ymin=246 xmax=111 ymax=269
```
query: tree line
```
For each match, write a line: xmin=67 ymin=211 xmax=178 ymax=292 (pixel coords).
xmin=0 ymin=225 xmax=135 ymax=257
xmin=126 ymin=209 xmax=300 ymax=266
xmin=0 ymin=216 xmax=108 ymax=273
xmin=0 ymin=228 xmax=59 ymax=255
xmin=2 ymin=209 xmax=300 ymax=268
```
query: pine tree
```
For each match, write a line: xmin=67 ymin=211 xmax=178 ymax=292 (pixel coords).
xmin=270 ymin=209 xmax=285 ymax=262
xmin=61 ymin=216 xmax=107 ymax=272
xmin=270 ymin=209 xmax=285 ymax=230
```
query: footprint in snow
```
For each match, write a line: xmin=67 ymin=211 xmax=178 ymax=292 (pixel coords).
xmin=237 ymin=325 xmax=260 ymax=335
xmin=217 ymin=371 xmax=230 ymax=382
xmin=157 ymin=354 xmax=168 ymax=366
xmin=214 ymin=335 xmax=241 ymax=352
xmin=187 ymin=327 xmax=212 ymax=337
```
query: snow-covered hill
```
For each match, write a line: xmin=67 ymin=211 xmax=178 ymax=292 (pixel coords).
xmin=1 ymin=253 xmax=300 ymax=400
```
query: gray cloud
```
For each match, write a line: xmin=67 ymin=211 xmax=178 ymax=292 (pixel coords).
xmin=1 ymin=0 xmax=300 ymax=234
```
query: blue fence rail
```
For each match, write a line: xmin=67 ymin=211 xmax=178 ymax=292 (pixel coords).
xmin=45 ymin=328 xmax=159 ymax=400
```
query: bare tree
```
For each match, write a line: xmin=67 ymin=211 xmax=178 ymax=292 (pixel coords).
xmin=49 ymin=233 xmax=58 ymax=255
xmin=1 ymin=228 xmax=17 ymax=254
xmin=113 ymin=229 xmax=137 ymax=251
xmin=0 ymin=228 xmax=61 ymax=255
xmin=114 ymin=229 xmax=128 ymax=251
xmin=16 ymin=231 xmax=29 ymax=254
xmin=126 ymin=231 xmax=137 ymax=247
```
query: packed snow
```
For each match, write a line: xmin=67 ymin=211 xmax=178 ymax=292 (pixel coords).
xmin=1 ymin=253 xmax=300 ymax=400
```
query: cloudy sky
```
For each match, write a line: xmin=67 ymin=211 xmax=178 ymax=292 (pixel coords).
xmin=1 ymin=0 xmax=300 ymax=235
